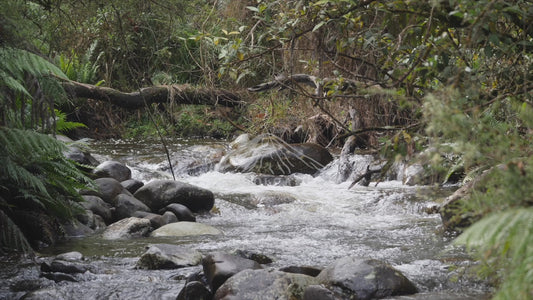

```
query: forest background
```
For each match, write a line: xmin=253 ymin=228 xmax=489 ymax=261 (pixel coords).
xmin=1 ymin=0 xmax=532 ymax=299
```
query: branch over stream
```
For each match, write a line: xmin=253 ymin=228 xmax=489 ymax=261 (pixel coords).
xmin=60 ymin=80 xmax=244 ymax=109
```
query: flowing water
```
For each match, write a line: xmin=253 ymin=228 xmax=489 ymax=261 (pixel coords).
xmin=0 ymin=138 xmax=491 ymax=299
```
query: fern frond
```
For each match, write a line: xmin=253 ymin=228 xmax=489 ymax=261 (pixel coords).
xmin=455 ymin=207 xmax=533 ymax=300
xmin=0 ymin=209 xmax=33 ymax=255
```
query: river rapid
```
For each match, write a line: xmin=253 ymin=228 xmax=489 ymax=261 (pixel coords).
xmin=0 ymin=138 xmax=490 ymax=299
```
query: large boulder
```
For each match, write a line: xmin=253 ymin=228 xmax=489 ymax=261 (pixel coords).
xmin=316 ymin=257 xmax=418 ymax=300
xmin=217 ymin=135 xmax=333 ymax=175
xmin=80 ymin=195 xmax=112 ymax=223
xmin=102 ymin=217 xmax=152 ymax=240
xmin=83 ymin=177 xmax=130 ymax=206
xmin=159 ymin=203 xmax=196 ymax=222
xmin=113 ymin=194 xmax=150 ymax=221
xmin=202 ymin=252 xmax=263 ymax=292
xmin=136 ymin=244 xmax=202 ymax=270
xmin=134 ymin=180 xmax=214 ymax=212
xmin=214 ymin=268 xmax=317 ymax=300
xmin=93 ymin=160 xmax=132 ymax=182
xmin=150 ymin=221 xmax=222 ymax=237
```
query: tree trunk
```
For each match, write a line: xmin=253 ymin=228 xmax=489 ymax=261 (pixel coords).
xmin=61 ymin=81 xmax=244 ymax=110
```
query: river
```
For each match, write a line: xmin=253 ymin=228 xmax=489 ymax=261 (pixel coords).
xmin=0 ymin=138 xmax=490 ymax=299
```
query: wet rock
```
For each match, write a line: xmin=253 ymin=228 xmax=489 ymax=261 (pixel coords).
xmin=113 ymin=194 xmax=150 ymax=220
xmin=121 ymin=179 xmax=144 ymax=194
xmin=233 ymin=249 xmax=273 ymax=264
xmin=82 ymin=177 xmax=126 ymax=206
xmin=252 ymin=174 xmax=301 ymax=186
xmin=136 ymin=244 xmax=202 ymax=270
xmin=177 ymin=281 xmax=212 ymax=300
xmin=132 ymin=211 xmax=166 ymax=229
xmin=61 ymin=219 xmax=94 ymax=237
xmin=303 ymin=284 xmax=338 ymax=300
xmin=102 ymin=217 xmax=152 ymax=240
xmin=218 ymin=135 xmax=333 ymax=175
xmin=316 ymin=257 xmax=418 ymax=300
xmin=134 ymin=179 xmax=214 ymax=212
xmin=161 ymin=211 xmax=178 ymax=224
xmin=214 ymin=268 xmax=317 ymax=300
xmin=150 ymin=221 xmax=222 ymax=237
xmin=93 ymin=214 xmax=107 ymax=231
xmin=56 ymin=251 xmax=84 ymax=261
xmin=280 ymin=265 xmax=322 ymax=277
xmin=160 ymin=203 xmax=196 ymax=222
xmin=202 ymin=252 xmax=263 ymax=292
xmin=40 ymin=272 xmax=78 ymax=283
xmin=93 ymin=160 xmax=132 ymax=182
xmin=64 ymin=146 xmax=99 ymax=167
xmin=41 ymin=260 xmax=91 ymax=274
xmin=81 ymin=195 xmax=113 ymax=223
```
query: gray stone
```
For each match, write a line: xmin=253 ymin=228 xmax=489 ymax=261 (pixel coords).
xmin=203 ymin=252 xmax=263 ymax=292
xmin=161 ymin=211 xmax=178 ymax=224
xmin=93 ymin=160 xmax=131 ymax=182
xmin=55 ymin=251 xmax=84 ymax=261
xmin=177 ymin=281 xmax=212 ymax=300
xmin=102 ymin=217 xmax=152 ymax=240
xmin=89 ymin=178 xmax=125 ymax=206
xmin=114 ymin=194 xmax=150 ymax=220
xmin=317 ymin=257 xmax=418 ymax=300
xmin=218 ymin=135 xmax=333 ymax=175
xmin=303 ymin=284 xmax=338 ymax=300
xmin=134 ymin=180 xmax=214 ymax=212
xmin=214 ymin=268 xmax=317 ymax=300
xmin=132 ymin=211 xmax=166 ymax=229
xmin=121 ymin=179 xmax=144 ymax=194
xmin=80 ymin=195 xmax=112 ymax=223
xmin=136 ymin=244 xmax=202 ymax=270
xmin=150 ymin=221 xmax=222 ymax=237
xmin=62 ymin=219 xmax=94 ymax=237
xmin=160 ymin=203 xmax=196 ymax=222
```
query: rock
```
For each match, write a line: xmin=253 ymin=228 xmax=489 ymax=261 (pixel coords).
xmin=280 ymin=265 xmax=322 ymax=277
xmin=150 ymin=221 xmax=222 ymax=237
xmin=41 ymin=260 xmax=91 ymax=274
xmin=218 ymin=134 xmax=333 ymax=175
xmin=80 ymin=195 xmax=112 ymax=223
xmin=132 ymin=211 xmax=166 ymax=229
xmin=160 ymin=203 xmax=196 ymax=222
xmin=233 ymin=249 xmax=273 ymax=264
xmin=93 ymin=160 xmax=132 ymax=182
xmin=64 ymin=146 xmax=99 ymax=167
xmin=102 ymin=217 xmax=152 ymax=240
xmin=214 ymin=268 xmax=317 ymax=300
xmin=316 ymin=257 xmax=418 ymax=300
xmin=121 ymin=179 xmax=144 ymax=194
xmin=61 ymin=219 xmax=94 ymax=237
xmin=177 ymin=281 xmax=212 ymax=300
xmin=252 ymin=174 xmax=301 ymax=186
xmin=55 ymin=251 xmax=84 ymax=261
xmin=113 ymin=194 xmax=150 ymax=220
xmin=161 ymin=211 xmax=178 ymax=224
xmin=136 ymin=244 xmax=202 ymax=270
xmin=303 ymin=284 xmax=338 ymax=300
xmin=202 ymin=252 xmax=263 ymax=292
xmin=83 ymin=177 xmax=125 ymax=206
xmin=134 ymin=180 xmax=214 ymax=212
xmin=40 ymin=272 xmax=78 ymax=283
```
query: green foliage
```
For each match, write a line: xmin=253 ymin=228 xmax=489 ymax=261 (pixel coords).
xmin=58 ymin=44 xmax=104 ymax=85
xmin=0 ymin=47 xmax=68 ymax=131
xmin=455 ymin=207 xmax=533 ymax=300
xmin=0 ymin=127 xmax=94 ymax=252
xmin=54 ymin=109 xmax=87 ymax=133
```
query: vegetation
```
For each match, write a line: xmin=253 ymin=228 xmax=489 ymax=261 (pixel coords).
xmin=1 ymin=0 xmax=532 ymax=298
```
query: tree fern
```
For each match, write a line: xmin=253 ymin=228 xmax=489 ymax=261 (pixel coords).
xmin=0 ymin=127 xmax=93 ymax=218
xmin=455 ymin=208 xmax=533 ymax=300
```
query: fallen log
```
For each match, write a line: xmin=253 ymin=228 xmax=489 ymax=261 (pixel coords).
xmin=60 ymin=80 xmax=244 ymax=110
